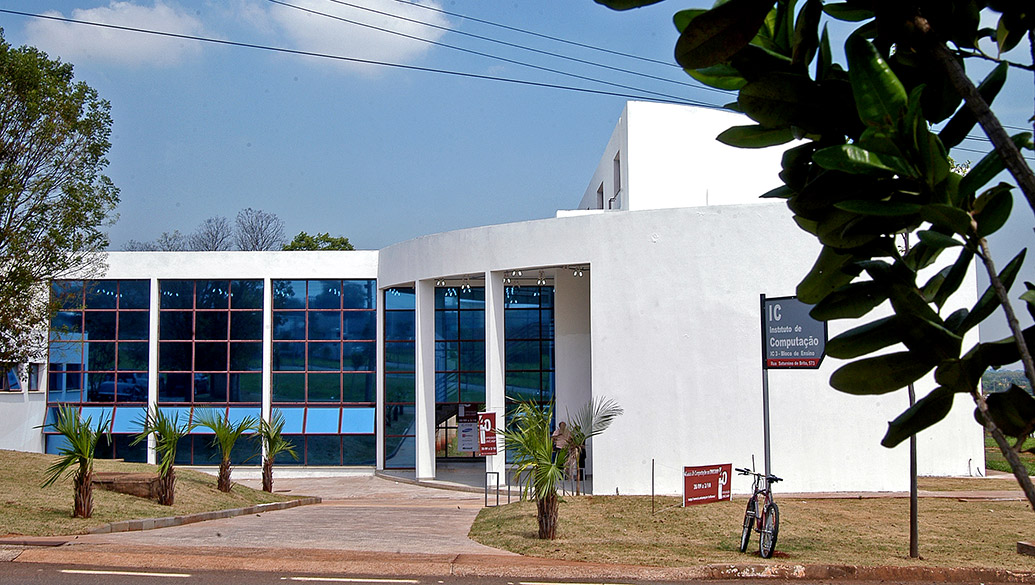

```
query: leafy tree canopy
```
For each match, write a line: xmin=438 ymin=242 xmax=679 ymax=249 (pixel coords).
xmin=0 ymin=29 xmax=118 ymax=368
xmin=282 ymin=231 xmax=355 ymax=251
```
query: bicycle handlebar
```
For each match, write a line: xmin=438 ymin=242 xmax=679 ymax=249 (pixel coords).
xmin=735 ymin=468 xmax=783 ymax=483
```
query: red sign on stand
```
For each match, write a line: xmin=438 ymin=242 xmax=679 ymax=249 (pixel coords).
xmin=683 ymin=464 xmax=732 ymax=506
xmin=477 ymin=411 xmax=497 ymax=456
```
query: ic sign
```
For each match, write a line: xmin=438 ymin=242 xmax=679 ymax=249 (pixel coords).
xmin=763 ymin=296 xmax=827 ymax=369
xmin=683 ymin=464 xmax=731 ymax=506
xmin=477 ymin=411 xmax=497 ymax=456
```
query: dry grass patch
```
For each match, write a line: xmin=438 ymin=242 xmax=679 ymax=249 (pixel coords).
xmin=471 ymin=488 xmax=1035 ymax=569
xmin=0 ymin=449 xmax=295 ymax=537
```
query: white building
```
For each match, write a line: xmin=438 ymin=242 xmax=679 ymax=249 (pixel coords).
xmin=0 ymin=101 xmax=984 ymax=495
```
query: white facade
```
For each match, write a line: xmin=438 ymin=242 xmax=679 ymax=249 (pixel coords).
xmin=1 ymin=102 xmax=985 ymax=494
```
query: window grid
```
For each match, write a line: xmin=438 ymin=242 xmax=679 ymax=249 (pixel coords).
xmin=383 ymin=287 xmax=415 ymax=469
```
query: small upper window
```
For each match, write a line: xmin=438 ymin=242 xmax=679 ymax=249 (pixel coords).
xmin=613 ymin=151 xmax=622 ymax=197
xmin=2 ymin=368 xmax=21 ymax=392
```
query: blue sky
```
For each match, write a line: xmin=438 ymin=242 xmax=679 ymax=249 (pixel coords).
xmin=2 ymin=1 xmax=1034 ymax=343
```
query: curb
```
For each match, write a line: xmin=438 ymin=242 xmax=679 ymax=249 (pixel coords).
xmin=0 ymin=496 xmax=321 ymax=545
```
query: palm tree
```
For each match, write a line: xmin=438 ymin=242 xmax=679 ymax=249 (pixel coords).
xmin=502 ymin=401 xmax=567 ymax=539
xmin=255 ymin=409 xmax=297 ymax=492
xmin=565 ymin=397 xmax=624 ymax=495
xmin=195 ymin=409 xmax=258 ymax=492
xmin=131 ymin=407 xmax=193 ymax=505
xmin=40 ymin=404 xmax=109 ymax=518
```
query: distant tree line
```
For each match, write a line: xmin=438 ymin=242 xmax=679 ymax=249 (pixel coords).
xmin=983 ymin=370 xmax=1033 ymax=395
xmin=124 ymin=208 xmax=353 ymax=251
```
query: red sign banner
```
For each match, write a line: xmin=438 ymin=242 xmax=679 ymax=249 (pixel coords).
xmin=683 ymin=464 xmax=732 ymax=506
xmin=477 ymin=411 xmax=497 ymax=456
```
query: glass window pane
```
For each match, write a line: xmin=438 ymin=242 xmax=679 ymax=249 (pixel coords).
xmin=504 ymin=286 xmax=538 ymax=309
xmin=117 ymin=343 xmax=148 ymax=371
xmin=230 ymin=434 xmax=260 ymax=465
xmin=275 ymin=435 xmax=303 ymax=464
xmin=341 ymin=407 xmax=375 ymax=434
xmin=113 ymin=434 xmax=147 ymax=463
xmin=457 ymin=287 xmax=484 ymax=309
xmin=194 ymin=372 xmax=227 ymax=402
xmin=46 ymin=434 xmax=72 ymax=455
xmin=118 ymin=280 xmax=150 ymax=309
xmin=308 ymin=280 xmax=341 ymax=309
xmin=435 ymin=310 xmax=458 ymax=341
xmin=541 ymin=340 xmax=555 ymax=370
xmin=86 ymin=342 xmax=117 ymax=371
xmin=112 ymin=407 xmax=143 ymax=433
xmin=307 ymin=373 xmax=340 ymax=402
xmin=159 ymin=342 xmax=192 ymax=371
xmin=195 ymin=342 xmax=228 ymax=371
xmin=306 ymin=408 xmax=340 ymax=433
xmin=384 ymin=311 xmax=415 ymax=341
xmin=273 ymin=373 xmax=304 ymax=402
xmin=435 ymin=341 xmax=457 ymax=372
xmin=505 ymin=309 xmax=540 ymax=339
xmin=160 ymin=311 xmax=193 ymax=341
xmin=505 ymin=372 xmax=540 ymax=403
xmin=385 ymin=373 xmax=414 ymax=403
xmin=308 ymin=311 xmax=340 ymax=340
xmin=384 ymin=342 xmax=414 ymax=372
xmin=273 ymin=342 xmax=305 ymax=371
xmin=435 ymin=287 xmax=458 ymax=310
xmin=342 ymin=435 xmax=375 ymax=465
xmin=227 ymin=407 xmax=261 ymax=427
xmin=174 ymin=436 xmax=192 ymax=465
xmin=273 ymin=280 xmax=306 ymax=309
xmin=160 ymin=280 xmax=194 ymax=309
xmin=342 ymin=373 xmax=375 ymax=403
xmin=459 ymin=311 xmax=484 ymax=340
xmin=458 ymin=341 xmax=484 ymax=372
xmin=459 ymin=372 xmax=485 ymax=403
xmin=158 ymin=373 xmax=191 ymax=402
xmin=308 ymin=342 xmax=340 ymax=371
xmin=230 ymin=280 xmax=263 ymax=309
xmin=343 ymin=342 xmax=375 ymax=371
xmin=273 ymin=312 xmax=305 ymax=340
xmin=505 ymin=339 xmax=538 ymax=371
xmin=230 ymin=342 xmax=262 ymax=371
xmin=85 ymin=281 xmax=118 ymax=309
xmin=80 ymin=406 xmax=113 ymax=430
xmin=196 ymin=280 xmax=229 ymax=309
xmin=275 ymin=408 xmax=304 ymax=433
xmin=195 ymin=312 xmax=228 ymax=340
xmin=115 ymin=373 xmax=148 ymax=402
xmin=118 ymin=311 xmax=149 ymax=340
xmin=342 ymin=280 xmax=375 ymax=309
xmin=230 ymin=311 xmax=262 ymax=340
xmin=384 ymin=404 xmax=414 ymax=436
xmin=51 ymin=311 xmax=82 ymax=334
xmin=229 ymin=373 xmax=262 ymax=402
xmin=305 ymin=435 xmax=341 ymax=465
xmin=84 ymin=311 xmax=117 ymax=340
xmin=385 ymin=436 xmax=415 ymax=469
xmin=384 ymin=287 xmax=415 ymax=310
xmin=53 ymin=281 xmax=85 ymax=310
xmin=435 ymin=372 xmax=458 ymax=403
xmin=86 ymin=372 xmax=115 ymax=402
xmin=342 ymin=311 xmax=375 ymax=340
xmin=539 ymin=286 xmax=554 ymax=308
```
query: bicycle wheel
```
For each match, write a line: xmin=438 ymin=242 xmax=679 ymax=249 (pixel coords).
xmin=739 ymin=498 xmax=755 ymax=552
xmin=759 ymin=502 xmax=780 ymax=558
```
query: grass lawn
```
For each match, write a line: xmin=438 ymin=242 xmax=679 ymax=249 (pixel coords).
xmin=470 ymin=476 xmax=1035 ymax=569
xmin=0 ymin=449 xmax=295 ymax=537
xmin=986 ymin=432 xmax=1035 ymax=475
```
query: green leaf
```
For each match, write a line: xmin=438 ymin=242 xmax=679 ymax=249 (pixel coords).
xmin=834 ymin=200 xmax=921 ymax=216
xmin=761 ymin=184 xmax=795 ymax=199
xmin=979 ymin=385 xmax=1035 ymax=438
xmin=675 ymin=0 xmax=775 ymax=70
xmin=931 ymin=247 xmax=974 ymax=309
xmin=882 ymin=386 xmax=955 ymax=448
xmin=813 ymin=144 xmax=904 ymax=175
xmin=810 ymin=280 xmax=888 ymax=320
xmin=960 ymin=133 xmax=1033 ymax=202
xmin=738 ymin=72 xmax=819 ymax=128
xmin=845 ymin=35 xmax=907 ymax=131
xmin=685 ymin=64 xmax=748 ymax=91
xmin=830 ymin=351 xmax=935 ymax=395
xmin=972 ymin=183 xmax=1013 ymax=238
xmin=958 ymin=248 xmax=1028 ymax=333
xmin=821 ymin=3 xmax=874 ymax=21
xmin=916 ymin=229 xmax=963 ymax=250
xmin=594 ymin=0 xmax=665 ymax=10
xmin=796 ymin=246 xmax=856 ymax=304
xmin=1022 ymin=288 xmax=1035 ymax=323
xmin=791 ymin=0 xmax=822 ymax=68
xmin=717 ymin=124 xmax=795 ymax=148
xmin=673 ymin=9 xmax=707 ymax=33
xmin=826 ymin=315 xmax=901 ymax=359
xmin=920 ymin=204 xmax=972 ymax=235
xmin=939 ymin=63 xmax=1007 ymax=149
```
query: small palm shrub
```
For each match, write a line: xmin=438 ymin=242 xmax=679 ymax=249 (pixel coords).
xmin=503 ymin=401 xmax=566 ymax=539
xmin=256 ymin=409 xmax=298 ymax=492
xmin=195 ymin=409 xmax=258 ymax=492
xmin=40 ymin=405 xmax=109 ymax=518
xmin=132 ymin=407 xmax=193 ymax=505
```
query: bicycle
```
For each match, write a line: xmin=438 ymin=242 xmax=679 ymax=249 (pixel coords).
xmin=736 ymin=466 xmax=782 ymax=558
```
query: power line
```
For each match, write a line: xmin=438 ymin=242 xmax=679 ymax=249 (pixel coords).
xmin=386 ymin=0 xmax=679 ymax=69
xmin=263 ymin=0 xmax=696 ymax=104
xmin=0 ymin=8 xmax=716 ymax=107
xmin=315 ymin=0 xmax=725 ymax=95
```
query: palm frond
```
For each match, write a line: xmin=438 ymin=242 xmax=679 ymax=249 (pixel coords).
xmin=132 ymin=407 xmax=194 ymax=476
xmin=568 ymin=396 xmax=624 ymax=447
xmin=40 ymin=405 xmax=108 ymax=488
xmin=257 ymin=409 xmax=298 ymax=461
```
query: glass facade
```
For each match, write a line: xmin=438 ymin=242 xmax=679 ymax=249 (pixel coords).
xmin=272 ymin=279 xmax=377 ymax=465
xmin=47 ymin=280 xmax=151 ymax=461
xmin=504 ymin=285 xmax=555 ymax=407
xmin=383 ymin=287 xmax=415 ymax=469
xmin=434 ymin=286 xmax=486 ymax=458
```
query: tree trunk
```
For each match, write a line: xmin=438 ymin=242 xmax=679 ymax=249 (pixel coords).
xmin=158 ymin=468 xmax=176 ymax=506
xmin=218 ymin=458 xmax=233 ymax=492
xmin=73 ymin=465 xmax=93 ymax=518
xmin=262 ymin=457 xmax=274 ymax=493
xmin=536 ymin=492 xmax=559 ymax=539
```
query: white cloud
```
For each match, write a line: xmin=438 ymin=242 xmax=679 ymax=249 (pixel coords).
xmin=26 ymin=2 xmax=206 ymax=67
xmin=264 ymin=0 xmax=450 ymax=73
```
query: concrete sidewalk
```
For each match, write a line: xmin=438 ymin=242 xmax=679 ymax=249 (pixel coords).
xmin=4 ymin=474 xmax=1035 ymax=582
